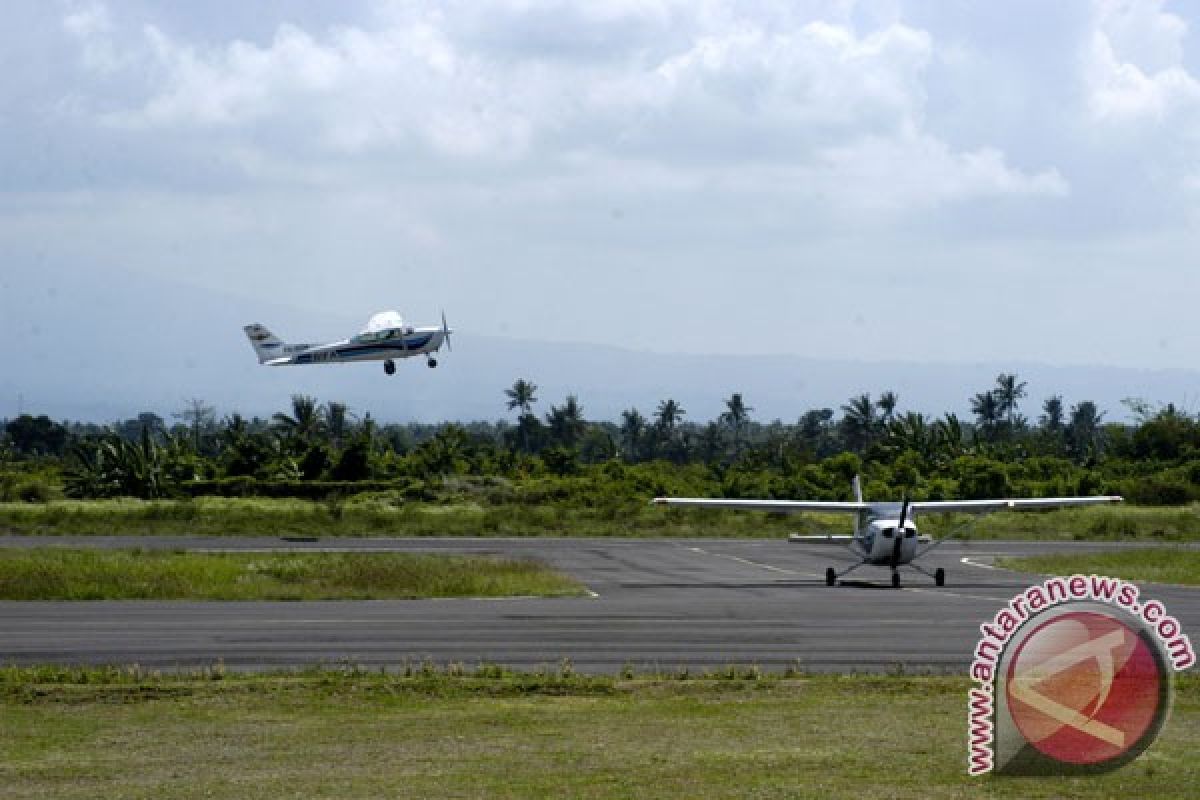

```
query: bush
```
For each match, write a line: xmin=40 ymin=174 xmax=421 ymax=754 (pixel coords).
xmin=0 ymin=474 xmax=57 ymax=503
xmin=953 ymin=456 xmax=1011 ymax=500
xmin=1124 ymin=476 xmax=1195 ymax=506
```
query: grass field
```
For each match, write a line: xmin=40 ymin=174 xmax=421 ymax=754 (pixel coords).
xmin=2 ymin=497 xmax=1200 ymax=540
xmin=1 ymin=666 xmax=1197 ymax=799
xmin=0 ymin=549 xmax=586 ymax=600
xmin=997 ymin=547 xmax=1200 ymax=586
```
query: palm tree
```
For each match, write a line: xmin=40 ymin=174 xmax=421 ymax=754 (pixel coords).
xmin=504 ymin=379 xmax=539 ymax=452
xmin=840 ymin=393 xmax=877 ymax=453
xmin=326 ymin=402 xmax=353 ymax=450
xmin=1067 ymin=401 xmax=1106 ymax=462
xmin=545 ymin=395 xmax=586 ymax=448
xmin=1040 ymin=395 xmax=1064 ymax=433
xmin=653 ymin=399 xmax=686 ymax=461
xmin=271 ymin=395 xmax=326 ymax=443
xmin=619 ymin=408 xmax=647 ymax=462
xmin=995 ymin=373 xmax=1028 ymax=429
xmin=886 ymin=412 xmax=932 ymax=461
xmin=933 ymin=413 xmax=967 ymax=462
xmin=970 ymin=391 xmax=1002 ymax=443
xmin=504 ymin=379 xmax=538 ymax=416
xmin=877 ymin=391 xmax=898 ymax=423
xmin=719 ymin=393 xmax=754 ymax=458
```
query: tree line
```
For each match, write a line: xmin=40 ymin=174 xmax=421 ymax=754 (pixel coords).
xmin=3 ymin=372 xmax=1200 ymax=504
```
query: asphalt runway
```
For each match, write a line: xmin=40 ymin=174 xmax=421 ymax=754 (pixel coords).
xmin=2 ymin=537 xmax=1198 ymax=673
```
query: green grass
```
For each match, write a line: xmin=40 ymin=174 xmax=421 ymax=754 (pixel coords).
xmin=0 ymin=496 xmax=807 ymax=537
xmin=0 ymin=666 xmax=1197 ymax=799
xmin=996 ymin=547 xmax=1200 ymax=586
xmin=3 ymin=497 xmax=1200 ymax=540
xmin=0 ymin=549 xmax=586 ymax=600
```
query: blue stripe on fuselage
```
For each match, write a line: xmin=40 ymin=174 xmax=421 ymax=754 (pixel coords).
xmin=291 ymin=335 xmax=434 ymax=364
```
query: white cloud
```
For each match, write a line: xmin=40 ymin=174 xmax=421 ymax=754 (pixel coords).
xmin=819 ymin=135 xmax=1069 ymax=211
xmin=1085 ymin=0 xmax=1200 ymax=120
xmin=62 ymin=1 xmax=124 ymax=73
xmin=59 ymin=1 xmax=1063 ymax=205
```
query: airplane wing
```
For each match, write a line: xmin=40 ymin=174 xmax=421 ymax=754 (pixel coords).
xmin=909 ymin=496 xmax=1122 ymax=515
xmin=652 ymin=498 xmax=868 ymax=513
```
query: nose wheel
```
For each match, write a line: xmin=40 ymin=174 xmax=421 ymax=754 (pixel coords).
xmin=891 ymin=571 xmax=901 ymax=589
xmin=383 ymin=359 xmax=396 ymax=375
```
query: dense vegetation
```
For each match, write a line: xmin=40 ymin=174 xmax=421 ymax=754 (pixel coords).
xmin=4 ymin=373 xmax=1200 ymax=507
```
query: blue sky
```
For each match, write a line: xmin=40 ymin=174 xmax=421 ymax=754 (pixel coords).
xmin=5 ymin=0 xmax=1200 ymax=376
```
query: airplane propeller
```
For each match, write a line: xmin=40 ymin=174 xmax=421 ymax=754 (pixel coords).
xmin=441 ymin=310 xmax=452 ymax=352
xmin=890 ymin=497 xmax=910 ymax=570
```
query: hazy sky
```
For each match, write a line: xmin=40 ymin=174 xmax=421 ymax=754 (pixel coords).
xmin=5 ymin=1 xmax=1200 ymax=369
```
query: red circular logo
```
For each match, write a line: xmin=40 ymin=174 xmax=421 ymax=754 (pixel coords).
xmin=1005 ymin=611 xmax=1166 ymax=766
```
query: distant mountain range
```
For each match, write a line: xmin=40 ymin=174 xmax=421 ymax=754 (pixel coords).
xmin=4 ymin=265 xmax=1199 ymax=425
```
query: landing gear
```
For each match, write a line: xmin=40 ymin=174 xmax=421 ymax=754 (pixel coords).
xmin=891 ymin=571 xmax=901 ymax=589
xmin=935 ymin=567 xmax=945 ymax=587
xmin=427 ymin=357 xmax=438 ymax=368
xmin=825 ymin=567 xmax=836 ymax=587
xmin=383 ymin=359 xmax=396 ymax=375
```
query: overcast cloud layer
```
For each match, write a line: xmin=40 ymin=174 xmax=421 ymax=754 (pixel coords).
xmin=5 ymin=1 xmax=1200 ymax=389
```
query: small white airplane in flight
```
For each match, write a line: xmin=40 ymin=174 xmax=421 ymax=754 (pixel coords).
xmin=654 ymin=477 xmax=1122 ymax=588
xmin=244 ymin=310 xmax=452 ymax=375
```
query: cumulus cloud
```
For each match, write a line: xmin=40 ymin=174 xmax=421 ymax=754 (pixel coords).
xmin=60 ymin=1 xmax=1065 ymax=204
xmin=1085 ymin=0 xmax=1200 ymax=121
xmin=62 ymin=1 xmax=125 ymax=73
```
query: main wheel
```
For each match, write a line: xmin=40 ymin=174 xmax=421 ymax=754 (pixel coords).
xmin=891 ymin=571 xmax=901 ymax=589
xmin=384 ymin=360 xmax=396 ymax=375
xmin=935 ymin=567 xmax=945 ymax=587
xmin=825 ymin=567 xmax=836 ymax=587
xmin=427 ymin=358 xmax=438 ymax=368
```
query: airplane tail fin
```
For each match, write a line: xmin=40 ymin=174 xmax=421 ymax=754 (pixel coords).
xmin=243 ymin=324 xmax=285 ymax=364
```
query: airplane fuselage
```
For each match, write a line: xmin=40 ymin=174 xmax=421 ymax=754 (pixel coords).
xmin=270 ymin=326 xmax=447 ymax=366
xmin=855 ymin=514 xmax=921 ymax=565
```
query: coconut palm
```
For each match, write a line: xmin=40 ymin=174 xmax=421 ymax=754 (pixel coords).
xmin=620 ymin=408 xmax=647 ymax=462
xmin=1067 ymin=401 xmax=1106 ymax=461
xmin=1040 ymin=395 xmax=1064 ymax=433
xmin=970 ymin=391 xmax=1003 ymax=443
xmin=545 ymin=395 xmax=586 ymax=448
xmin=326 ymin=402 xmax=353 ymax=450
xmin=504 ymin=379 xmax=539 ymax=452
xmin=995 ymin=373 xmax=1028 ymax=429
xmin=504 ymin=379 xmax=538 ymax=415
xmin=653 ymin=399 xmax=687 ymax=461
xmin=877 ymin=391 xmax=898 ymax=423
xmin=719 ymin=393 xmax=754 ymax=458
xmin=840 ymin=393 xmax=878 ymax=453
xmin=271 ymin=395 xmax=326 ymax=443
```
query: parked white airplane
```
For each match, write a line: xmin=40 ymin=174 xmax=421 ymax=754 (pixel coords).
xmin=244 ymin=310 xmax=451 ymax=375
xmin=654 ymin=477 xmax=1122 ymax=588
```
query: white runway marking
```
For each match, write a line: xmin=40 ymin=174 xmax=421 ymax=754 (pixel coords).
xmin=960 ymin=556 xmax=1008 ymax=571
xmin=684 ymin=546 xmax=820 ymax=578
xmin=902 ymin=586 xmax=1006 ymax=602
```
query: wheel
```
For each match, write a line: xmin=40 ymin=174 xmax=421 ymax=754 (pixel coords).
xmin=825 ymin=567 xmax=836 ymax=587
xmin=935 ymin=568 xmax=945 ymax=587
xmin=427 ymin=358 xmax=438 ymax=368
xmin=891 ymin=571 xmax=901 ymax=589
xmin=383 ymin=359 xmax=396 ymax=375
